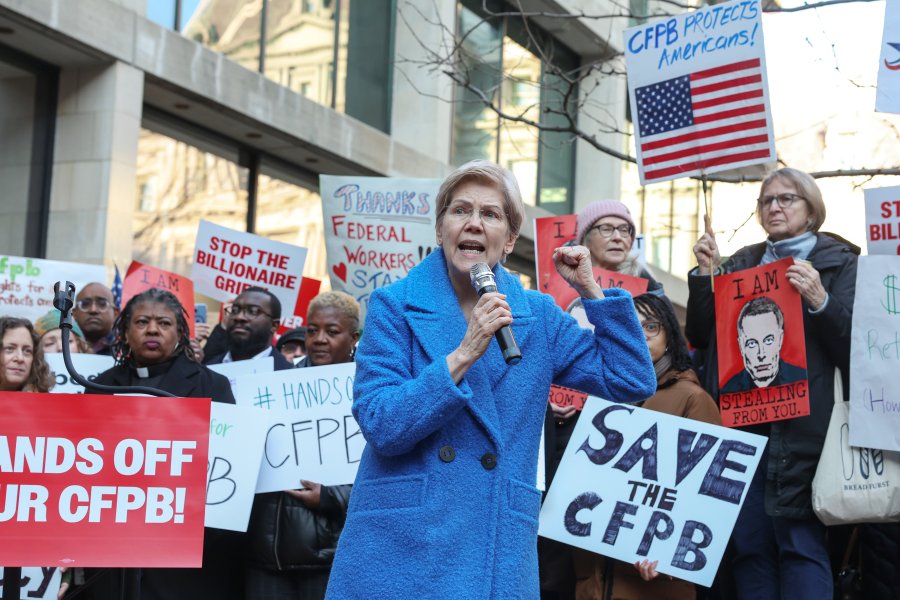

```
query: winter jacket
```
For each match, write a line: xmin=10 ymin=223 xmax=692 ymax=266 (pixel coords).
xmin=325 ymin=248 xmax=655 ymax=599
xmin=685 ymin=232 xmax=858 ymax=519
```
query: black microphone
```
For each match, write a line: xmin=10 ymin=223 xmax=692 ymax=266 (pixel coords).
xmin=470 ymin=263 xmax=522 ymax=365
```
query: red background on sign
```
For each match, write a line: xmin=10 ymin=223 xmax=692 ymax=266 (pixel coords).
xmin=0 ymin=393 xmax=210 ymax=567
xmin=714 ymin=258 xmax=808 ymax=386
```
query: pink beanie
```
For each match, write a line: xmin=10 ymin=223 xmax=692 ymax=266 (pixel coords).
xmin=576 ymin=199 xmax=636 ymax=244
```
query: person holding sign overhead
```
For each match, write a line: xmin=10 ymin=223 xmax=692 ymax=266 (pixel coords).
xmin=84 ymin=288 xmax=241 ymax=600
xmin=325 ymin=160 xmax=655 ymax=599
xmin=686 ymin=168 xmax=858 ymax=600
xmin=245 ymin=291 xmax=358 ymax=599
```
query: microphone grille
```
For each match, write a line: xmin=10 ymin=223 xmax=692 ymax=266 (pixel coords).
xmin=469 ymin=262 xmax=492 ymax=283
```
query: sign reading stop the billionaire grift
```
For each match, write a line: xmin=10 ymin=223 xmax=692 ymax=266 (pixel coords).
xmin=0 ymin=393 xmax=210 ymax=567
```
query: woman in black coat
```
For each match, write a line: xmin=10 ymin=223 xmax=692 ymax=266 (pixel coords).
xmin=686 ymin=168 xmax=858 ymax=600
xmin=84 ymin=288 xmax=241 ymax=600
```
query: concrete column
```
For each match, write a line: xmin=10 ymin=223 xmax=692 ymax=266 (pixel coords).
xmin=46 ymin=61 xmax=144 ymax=273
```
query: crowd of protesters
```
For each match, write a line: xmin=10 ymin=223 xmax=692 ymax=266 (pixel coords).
xmin=1 ymin=163 xmax=897 ymax=600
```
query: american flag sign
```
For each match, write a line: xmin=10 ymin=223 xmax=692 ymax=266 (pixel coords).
xmin=624 ymin=0 xmax=775 ymax=185
xmin=636 ymin=59 xmax=771 ymax=183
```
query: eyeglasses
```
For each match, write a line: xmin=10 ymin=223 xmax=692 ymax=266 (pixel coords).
xmin=225 ymin=304 xmax=273 ymax=319
xmin=641 ymin=320 xmax=662 ymax=338
xmin=590 ymin=224 xmax=633 ymax=239
xmin=446 ymin=204 xmax=506 ymax=227
xmin=75 ymin=298 xmax=111 ymax=311
xmin=758 ymin=193 xmax=805 ymax=210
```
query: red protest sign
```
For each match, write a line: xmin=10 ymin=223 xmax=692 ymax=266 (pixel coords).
xmin=277 ymin=276 xmax=322 ymax=335
xmin=548 ymin=384 xmax=588 ymax=411
xmin=122 ymin=261 xmax=196 ymax=336
xmin=534 ymin=216 xmax=649 ymax=312
xmin=714 ymin=258 xmax=809 ymax=427
xmin=0 ymin=393 xmax=210 ymax=567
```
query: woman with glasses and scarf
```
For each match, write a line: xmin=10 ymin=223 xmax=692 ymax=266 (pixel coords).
xmin=572 ymin=293 xmax=720 ymax=600
xmin=686 ymin=168 xmax=858 ymax=600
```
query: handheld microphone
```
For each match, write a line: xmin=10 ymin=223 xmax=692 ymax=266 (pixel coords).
xmin=470 ymin=263 xmax=522 ymax=365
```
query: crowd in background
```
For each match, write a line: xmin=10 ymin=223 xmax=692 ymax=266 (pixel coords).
xmin=1 ymin=164 xmax=898 ymax=600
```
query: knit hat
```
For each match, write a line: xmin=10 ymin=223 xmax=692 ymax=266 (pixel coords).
xmin=276 ymin=327 xmax=306 ymax=350
xmin=34 ymin=310 xmax=84 ymax=339
xmin=575 ymin=200 xmax=636 ymax=244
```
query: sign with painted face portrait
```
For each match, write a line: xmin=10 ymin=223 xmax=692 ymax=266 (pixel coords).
xmin=715 ymin=258 xmax=809 ymax=427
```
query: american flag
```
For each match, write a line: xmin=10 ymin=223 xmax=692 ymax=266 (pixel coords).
xmin=111 ymin=263 xmax=123 ymax=309
xmin=635 ymin=58 xmax=773 ymax=183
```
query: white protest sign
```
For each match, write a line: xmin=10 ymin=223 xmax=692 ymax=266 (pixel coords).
xmin=623 ymin=0 xmax=775 ymax=185
xmin=233 ymin=363 xmax=361 ymax=491
xmin=207 ymin=356 xmax=275 ymax=388
xmin=46 ymin=353 xmax=115 ymax=394
xmin=192 ymin=220 xmax=307 ymax=313
xmin=865 ymin=186 xmax=900 ymax=255
xmin=539 ymin=396 xmax=765 ymax=587
xmin=850 ymin=256 xmax=900 ymax=450
xmin=0 ymin=256 xmax=106 ymax=323
xmin=876 ymin=0 xmax=900 ymax=114
xmin=205 ymin=403 xmax=268 ymax=532
xmin=0 ymin=567 xmax=61 ymax=599
xmin=319 ymin=176 xmax=440 ymax=320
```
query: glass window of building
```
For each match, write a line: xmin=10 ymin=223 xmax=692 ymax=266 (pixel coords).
xmin=181 ymin=1 xmax=263 ymax=73
xmin=134 ymin=126 xmax=249 ymax=306
xmin=451 ymin=1 xmax=578 ymax=215
xmin=255 ymin=163 xmax=329 ymax=290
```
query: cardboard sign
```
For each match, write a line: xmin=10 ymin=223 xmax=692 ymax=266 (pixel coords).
xmin=0 ymin=256 xmax=106 ymax=323
xmin=122 ymin=261 xmax=196 ymax=337
xmin=233 ymin=363 xmax=362 ymax=491
xmin=534 ymin=215 xmax=649 ymax=312
xmin=548 ymin=385 xmax=588 ymax=412
xmin=205 ymin=403 xmax=268 ymax=532
xmin=539 ymin=396 xmax=765 ymax=587
xmin=206 ymin=356 xmax=275 ymax=388
xmin=849 ymin=256 xmax=900 ymax=451
xmin=715 ymin=259 xmax=809 ymax=427
xmin=0 ymin=393 xmax=210 ymax=567
xmin=46 ymin=354 xmax=116 ymax=394
xmin=0 ymin=567 xmax=61 ymax=599
xmin=876 ymin=0 xmax=900 ymax=114
xmin=319 ymin=176 xmax=440 ymax=320
xmin=864 ymin=186 xmax=900 ymax=255
xmin=193 ymin=221 xmax=307 ymax=319
xmin=623 ymin=0 xmax=775 ymax=184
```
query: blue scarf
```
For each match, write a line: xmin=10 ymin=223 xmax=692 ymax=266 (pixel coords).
xmin=760 ymin=231 xmax=816 ymax=265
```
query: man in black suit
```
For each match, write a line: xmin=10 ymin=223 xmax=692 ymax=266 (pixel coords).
xmin=204 ymin=286 xmax=294 ymax=371
xmin=722 ymin=295 xmax=806 ymax=393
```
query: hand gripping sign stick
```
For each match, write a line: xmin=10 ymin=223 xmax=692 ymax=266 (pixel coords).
xmin=701 ymin=174 xmax=715 ymax=294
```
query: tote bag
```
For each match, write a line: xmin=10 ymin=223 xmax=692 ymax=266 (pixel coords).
xmin=812 ymin=369 xmax=900 ymax=525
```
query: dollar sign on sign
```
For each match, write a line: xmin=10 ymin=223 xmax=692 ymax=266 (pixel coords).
xmin=882 ymin=274 xmax=900 ymax=315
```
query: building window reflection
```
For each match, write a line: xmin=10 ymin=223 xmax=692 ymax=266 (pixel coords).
xmin=451 ymin=1 xmax=577 ymax=215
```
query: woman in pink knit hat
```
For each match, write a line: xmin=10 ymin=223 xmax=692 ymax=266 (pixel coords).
xmin=574 ymin=199 xmax=663 ymax=295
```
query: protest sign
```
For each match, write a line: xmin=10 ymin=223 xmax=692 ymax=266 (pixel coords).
xmin=122 ymin=261 xmax=196 ymax=336
xmin=864 ymin=186 xmax=900 ymax=255
xmin=623 ymin=0 xmax=775 ymax=185
xmin=0 ymin=567 xmax=60 ymax=599
xmin=876 ymin=0 xmax=900 ymax=114
xmin=319 ymin=176 xmax=440 ymax=319
xmin=715 ymin=258 xmax=809 ymax=426
xmin=849 ymin=256 xmax=900 ymax=451
xmin=539 ymin=396 xmax=765 ymax=587
xmin=207 ymin=356 xmax=275 ymax=388
xmin=548 ymin=385 xmax=588 ymax=412
xmin=0 ymin=256 xmax=106 ymax=323
xmin=277 ymin=276 xmax=322 ymax=335
xmin=233 ymin=363 xmax=362 ymax=491
xmin=534 ymin=215 xmax=649 ymax=312
xmin=46 ymin=354 xmax=116 ymax=394
xmin=0 ymin=393 xmax=209 ymax=567
xmin=205 ymin=403 xmax=268 ymax=532
xmin=192 ymin=221 xmax=307 ymax=319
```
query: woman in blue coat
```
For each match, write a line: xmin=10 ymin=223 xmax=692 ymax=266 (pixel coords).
xmin=326 ymin=160 xmax=656 ymax=599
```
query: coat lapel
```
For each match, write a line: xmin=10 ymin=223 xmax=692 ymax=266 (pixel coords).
xmin=157 ymin=354 xmax=201 ymax=398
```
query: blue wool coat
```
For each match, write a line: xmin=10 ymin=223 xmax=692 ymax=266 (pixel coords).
xmin=326 ymin=249 xmax=655 ymax=599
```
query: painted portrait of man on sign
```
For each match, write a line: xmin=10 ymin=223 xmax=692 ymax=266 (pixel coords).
xmin=721 ymin=296 xmax=806 ymax=393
